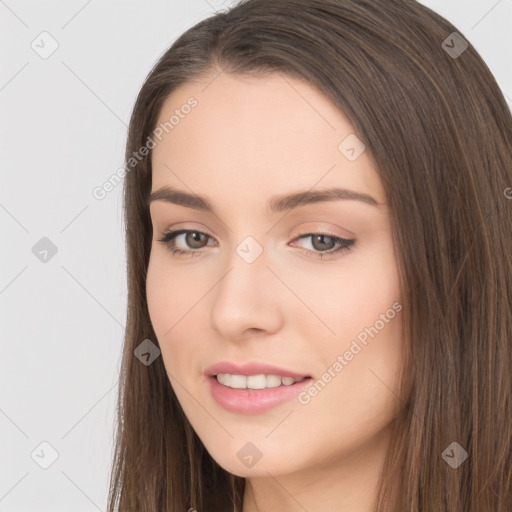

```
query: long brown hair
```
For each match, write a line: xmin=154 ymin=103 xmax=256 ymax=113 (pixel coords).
xmin=107 ymin=1 xmax=512 ymax=510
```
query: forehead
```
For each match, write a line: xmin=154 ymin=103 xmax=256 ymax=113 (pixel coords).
xmin=150 ymin=71 xmax=386 ymax=207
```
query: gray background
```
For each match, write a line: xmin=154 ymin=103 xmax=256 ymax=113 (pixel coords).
xmin=1 ymin=0 xmax=511 ymax=510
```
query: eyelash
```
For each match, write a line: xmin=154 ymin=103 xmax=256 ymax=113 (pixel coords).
xmin=156 ymin=229 xmax=355 ymax=260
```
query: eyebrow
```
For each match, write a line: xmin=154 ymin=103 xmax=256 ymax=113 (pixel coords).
xmin=147 ymin=185 xmax=382 ymax=214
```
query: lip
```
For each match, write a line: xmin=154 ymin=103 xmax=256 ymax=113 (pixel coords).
xmin=205 ymin=361 xmax=310 ymax=379
xmin=205 ymin=361 xmax=313 ymax=414
xmin=207 ymin=375 xmax=313 ymax=414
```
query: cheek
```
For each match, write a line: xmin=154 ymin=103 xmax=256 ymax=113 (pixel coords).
xmin=146 ymin=256 xmax=193 ymax=371
xmin=146 ymin=253 xmax=197 ymax=335
xmin=300 ymin=302 xmax=403 ymax=454
xmin=292 ymin=236 xmax=401 ymax=346
xmin=296 ymin=235 xmax=404 ymax=412
xmin=146 ymin=257 xmax=172 ymax=336
xmin=146 ymin=252 xmax=220 ymax=389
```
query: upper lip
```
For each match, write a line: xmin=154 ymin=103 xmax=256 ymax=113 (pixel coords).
xmin=205 ymin=361 xmax=311 ymax=379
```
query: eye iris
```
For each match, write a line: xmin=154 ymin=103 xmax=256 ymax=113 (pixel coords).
xmin=311 ymin=234 xmax=335 ymax=251
xmin=187 ymin=231 xmax=208 ymax=249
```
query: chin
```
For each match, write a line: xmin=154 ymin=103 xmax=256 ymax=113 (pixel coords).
xmin=202 ymin=438 xmax=301 ymax=478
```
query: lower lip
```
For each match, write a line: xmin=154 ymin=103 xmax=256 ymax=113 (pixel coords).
xmin=207 ymin=376 xmax=313 ymax=414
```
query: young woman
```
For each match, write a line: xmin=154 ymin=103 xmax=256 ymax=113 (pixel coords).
xmin=107 ymin=1 xmax=512 ymax=510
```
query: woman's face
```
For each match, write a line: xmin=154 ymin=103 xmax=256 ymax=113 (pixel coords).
xmin=146 ymin=70 xmax=404 ymax=478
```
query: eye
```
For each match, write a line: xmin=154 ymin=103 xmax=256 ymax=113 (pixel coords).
xmin=157 ymin=229 xmax=355 ymax=259
xmin=292 ymin=232 xmax=355 ymax=259
xmin=157 ymin=229 xmax=215 ymax=257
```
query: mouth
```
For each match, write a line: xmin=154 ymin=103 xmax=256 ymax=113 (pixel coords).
xmin=207 ymin=374 xmax=314 ymax=414
xmin=213 ymin=373 xmax=310 ymax=389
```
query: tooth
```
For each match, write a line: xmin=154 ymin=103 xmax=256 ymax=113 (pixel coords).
xmin=230 ymin=374 xmax=247 ymax=389
xmin=216 ymin=373 xmax=307 ymax=389
xmin=217 ymin=373 xmax=231 ymax=386
xmin=265 ymin=375 xmax=282 ymax=388
xmin=247 ymin=374 xmax=267 ymax=389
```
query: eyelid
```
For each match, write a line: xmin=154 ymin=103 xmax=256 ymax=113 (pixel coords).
xmin=294 ymin=226 xmax=349 ymax=238
xmin=158 ymin=222 xmax=215 ymax=238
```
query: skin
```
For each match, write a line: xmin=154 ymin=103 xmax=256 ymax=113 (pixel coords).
xmin=146 ymin=70 xmax=405 ymax=512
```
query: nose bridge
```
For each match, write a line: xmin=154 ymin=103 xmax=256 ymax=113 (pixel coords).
xmin=234 ymin=233 xmax=265 ymax=266
xmin=220 ymin=232 xmax=270 ymax=300
xmin=209 ymin=231 xmax=283 ymax=337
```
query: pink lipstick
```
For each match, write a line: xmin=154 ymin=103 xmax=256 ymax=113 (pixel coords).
xmin=205 ymin=361 xmax=313 ymax=414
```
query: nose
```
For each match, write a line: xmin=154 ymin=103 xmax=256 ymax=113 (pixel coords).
xmin=209 ymin=242 xmax=284 ymax=341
